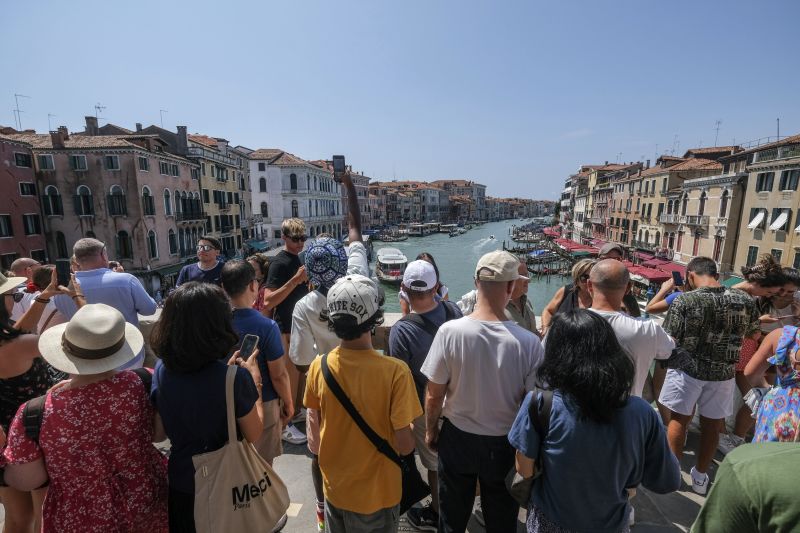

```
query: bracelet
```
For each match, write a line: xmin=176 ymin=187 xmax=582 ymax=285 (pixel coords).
xmin=34 ymin=297 xmax=51 ymax=304
xmin=71 ymin=294 xmax=86 ymax=300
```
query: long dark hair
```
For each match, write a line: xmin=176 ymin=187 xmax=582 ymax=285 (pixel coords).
xmin=538 ymin=310 xmax=633 ymax=423
xmin=0 ymin=296 xmax=20 ymax=341
xmin=151 ymin=282 xmax=238 ymax=373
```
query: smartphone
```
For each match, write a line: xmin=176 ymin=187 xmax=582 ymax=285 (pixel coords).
xmin=55 ymin=259 xmax=72 ymax=287
xmin=671 ymin=271 xmax=683 ymax=287
xmin=239 ymin=334 xmax=259 ymax=360
xmin=332 ymin=155 xmax=346 ymax=182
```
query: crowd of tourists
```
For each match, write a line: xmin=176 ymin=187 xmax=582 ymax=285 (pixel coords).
xmin=0 ymin=171 xmax=798 ymax=533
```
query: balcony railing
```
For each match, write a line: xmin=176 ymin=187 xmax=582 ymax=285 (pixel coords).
xmin=631 ymin=239 xmax=657 ymax=251
xmin=187 ymin=146 xmax=238 ymax=167
xmin=659 ymin=213 xmax=680 ymax=224
xmin=682 ymin=215 xmax=709 ymax=226
xmin=589 ymin=216 xmax=606 ymax=224
xmin=753 ymin=143 xmax=800 ymax=164
xmin=176 ymin=210 xmax=206 ymax=222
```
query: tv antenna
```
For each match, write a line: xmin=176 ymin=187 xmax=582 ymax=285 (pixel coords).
xmin=671 ymin=135 xmax=679 ymax=156
xmin=13 ymin=93 xmax=30 ymax=130
xmin=714 ymin=120 xmax=722 ymax=146
xmin=616 ymin=152 xmax=623 ymax=164
xmin=94 ymin=103 xmax=106 ymax=120
xmin=654 ymin=143 xmax=659 ymax=161
xmin=159 ymin=109 xmax=168 ymax=128
xmin=47 ymin=113 xmax=57 ymax=131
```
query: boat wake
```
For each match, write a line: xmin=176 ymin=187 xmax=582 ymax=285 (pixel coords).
xmin=472 ymin=237 xmax=496 ymax=252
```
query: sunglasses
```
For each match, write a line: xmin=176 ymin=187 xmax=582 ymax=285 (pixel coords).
xmin=196 ymin=245 xmax=217 ymax=252
xmin=4 ymin=292 xmax=24 ymax=303
xmin=580 ymin=274 xmax=590 ymax=281
xmin=285 ymin=235 xmax=307 ymax=243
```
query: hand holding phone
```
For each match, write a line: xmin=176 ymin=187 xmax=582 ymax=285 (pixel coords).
xmin=332 ymin=155 xmax=346 ymax=183
xmin=671 ymin=271 xmax=684 ymax=287
xmin=55 ymin=260 xmax=72 ymax=288
xmin=239 ymin=334 xmax=259 ymax=360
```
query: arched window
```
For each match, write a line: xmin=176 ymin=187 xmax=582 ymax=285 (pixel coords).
xmin=291 ymin=200 xmax=299 ymax=218
xmin=164 ymin=189 xmax=172 ymax=216
xmin=309 ymin=227 xmax=315 ymax=237
xmin=75 ymin=185 xmax=94 ymax=216
xmin=178 ymin=228 xmax=186 ymax=256
xmin=259 ymin=177 xmax=267 ymax=192
xmin=43 ymin=185 xmax=64 ymax=216
xmin=681 ymin=194 xmax=689 ymax=216
xmin=142 ymin=186 xmax=155 ymax=216
xmin=719 ymin=190 xmax=729 ymax=218
xmin=174 ymin=189 xmax=181 ymax=214
xmin=644 ymin=230 xmax=650 ymax=243
xmin=116 ymin=230 xmax=132 ymax=259
xmin=290 ymin=173 xmax=297 ymax=191
xmin=191 ymin=228 xmax=198 ymax=249
xmin=56 ymin=231 xmax=68 ymax=259
xmin=307 ymin=176 xmax=311 ymax=190
xmin=698 ymin=192 xmax=707 ymax=216
xmin=148 ymin=230 xmax=158 ymax=259
xmin=655 ymin=231 xmax=661 ymax=247
xmin=168 ymin=229 xmax=177 ymax=255
xmin=260 ymin=201 xmax=269 ymax=217
xmin=314 ymin=177 xmax=317 ymax=190
xmin=108 ymin=185 xmax=127 ymax=216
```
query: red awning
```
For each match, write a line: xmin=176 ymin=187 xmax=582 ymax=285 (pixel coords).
xmin=630 ymin=266 xmax=671 ymax=282
xmin=633 ymin=251 xmax=655 ymax=261
xmin=658 ymin=262 xmax=687 ymax=278
xmin=642 ymin=258 xmax=670 ymax=268
xmin=543 ymin=228 xmax=560 ymax=237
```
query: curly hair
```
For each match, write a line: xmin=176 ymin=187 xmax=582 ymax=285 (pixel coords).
xmin=741 ymin=254 xmax=786 ymax=288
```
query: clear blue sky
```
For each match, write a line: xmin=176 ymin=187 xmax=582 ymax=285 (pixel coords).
xmin=3 ymin=0 xmax=799 ymax=199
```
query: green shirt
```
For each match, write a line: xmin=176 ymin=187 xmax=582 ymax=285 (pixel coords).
xmin=505 ymin=295 xmax=538 ymax=334
xmin=692 ymin=443 xmax=800 ymax=533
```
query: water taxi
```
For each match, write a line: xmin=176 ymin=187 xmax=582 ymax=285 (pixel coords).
xmin=375 ymin=248 xmax=408 ymax=284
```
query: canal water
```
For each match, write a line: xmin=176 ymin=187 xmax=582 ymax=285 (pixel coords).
xmin=372 ymin=220 xmax=565 ymax=314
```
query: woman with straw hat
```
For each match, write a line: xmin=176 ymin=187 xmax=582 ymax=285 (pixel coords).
xmin=3 ymin=302 xmax=169 ymax=533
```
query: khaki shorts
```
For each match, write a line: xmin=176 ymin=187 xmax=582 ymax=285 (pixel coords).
xmin=412 ymin=414 xmax=438 ymax=472
xmin=255 ymin=399 xmax=283 ymax=463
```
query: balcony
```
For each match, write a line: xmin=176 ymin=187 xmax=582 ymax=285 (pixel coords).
xmin=187 ymin=146 xmax=238 ymax=167
xmin=682 ymin=215 xmax=709 ymax=226
xmin=631 ymin=239 xmax=657 ymax=252
xmin=753 ymin=143 xmax=800 ymax=164
xmin=176 ymin=210 xmax=205 ymax=222
xmin=589 ymin=216 xmax=606 ymax=224
xmin=659 ymin=213 xmax=680 ymax=224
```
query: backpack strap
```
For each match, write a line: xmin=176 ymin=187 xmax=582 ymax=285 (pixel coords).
xmin=132 ymin=367 xmax=153 ymax=395
xmin=22 ymin=394 xmax=47 ymax=444
xmin=399 ymin=313 xmax=439 ymax=337
xmin=528 ymin=388 xmax=554 ymax=468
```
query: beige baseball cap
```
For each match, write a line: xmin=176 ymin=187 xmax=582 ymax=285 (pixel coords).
xmin=475 ymin=250 xmax=524 ymax=282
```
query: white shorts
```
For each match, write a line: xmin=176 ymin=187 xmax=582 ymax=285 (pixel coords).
xmin=658 ymin=369 xmax=735 ymax=420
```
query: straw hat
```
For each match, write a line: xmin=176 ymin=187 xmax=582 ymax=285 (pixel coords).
xmin=38 ymin=303 xmax=144 ymax=375
xmin=0 ymin=271 xmax=27 ymax=295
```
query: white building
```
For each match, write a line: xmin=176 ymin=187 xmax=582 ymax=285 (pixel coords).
xmin=247 ymin=149 xmax=343 ymax=249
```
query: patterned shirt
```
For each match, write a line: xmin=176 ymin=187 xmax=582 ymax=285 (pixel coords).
xmin=663 ymin=286 xmax=759 ymax=381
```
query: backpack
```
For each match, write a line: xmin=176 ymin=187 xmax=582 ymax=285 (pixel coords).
xmin=398 ymin=300 xmax=458 ymax=337
xmin=22 ymin=367 xmax=153 ymax=443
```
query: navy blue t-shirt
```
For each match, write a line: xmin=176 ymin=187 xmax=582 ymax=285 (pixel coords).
xmin=176 ymin=261 xmax=224 ymax=286
xmin=508 ymin=391 xmax=681 ymax=532
xmin=151 ymin=360 xmax=258 ymax=494
xmin=388 ymin=300 xmax=462 ymax=404
xmin=231 ymin=308 xmax=285 ymax=402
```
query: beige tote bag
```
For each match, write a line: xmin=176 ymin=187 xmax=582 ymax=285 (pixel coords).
xmin=193 ymin=366 xmax=290 ymax=533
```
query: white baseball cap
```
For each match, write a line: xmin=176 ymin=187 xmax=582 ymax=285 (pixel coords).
xmin=403 ymin=260 xmax=437 ymax=291
xmin=326 ymin=274 xmax=380 ymax=325
xmin=475 ymin=250 xmax=524 ymax=282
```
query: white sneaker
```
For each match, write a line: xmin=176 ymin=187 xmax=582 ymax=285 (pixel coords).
xmin=473 ymin=496 xmax=484 ymax=527
xmin=690 ymin=467 xmax=709 ymax=496
xmin=717 ymin=434 xmax=745 ymax=456
xmin=627 ymin=505 xmax=635 ymax=527
xmin=292 ymin=408 xmax=307 ymax=424
xmin=282 ymin=424 xmax=307 ymax=445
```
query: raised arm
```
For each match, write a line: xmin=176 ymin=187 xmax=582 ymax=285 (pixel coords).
xmin=341 ymin=171 xmax=362 ymax=244
xmin=540 ymin=286 xmax=566 ymax=335
xmin=645 ymin=278 xmax=674 ymax=315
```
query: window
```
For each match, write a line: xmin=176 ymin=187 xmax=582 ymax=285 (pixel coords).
xmin=290 ymin=173 xmax=297 ymax=191
xmin=235 ymin=215 xmax=240 ymax=229
xmin=19 ymin=182 xmax=36 ymax=196
xmin=69 ymin=155 xmax=87 ymax=171
xmin=168 ymin=229 xmax=178 ymax=255
xmin=260 ymin=201 xmax=269 ymax=217
xmin=42 ymin=186 xmax=63 ymax=216
xmin=104 ymin=155 xmax=120 ymax=170
xmin=755 ymin=172 xmax=775 ymax=192
xmin=258 ymin=162 xmax=266 ymax=172
xmin=0 ymin=215 xmax=12 ymax=237
xmin=214 ymin=215 xmax=221 ymax=232
xmin=171 ymin=164 xmax=179 ymax=177
xmin=719 ymin=190 xmax=729 ymax=218
xmin=274 ymin=230 xmax=281 ymax=239
xmin=142 ymin=187 xmax=155 ymax=216
xmin=662 ymin=178 xmax=667 ymax=192
xmin=234 ymin=193 xmax=239 ymax=204
xmin=202 ymin=189 xmax=210 ymax=203
xmin=657 ymin=203 xmax=664 ymax=217
xmin=164 ymin=190 xmax=172 ymax=216
xmin=37 ymin=154 xmax=54 ymax=170
xmin=108 ymin=185 xmax=127 ymax=216
xmin=201 ymin=163 xmax=206 ymax=175
xmin=30 ymin=249 xmax=46 ymax=263
xmin=698 ymin=192 xmax=707 ymax=216
xmin=746 ymin=246 xmax=759 ymax=267
xmin=148 ymin=230 xmax=158 ymax=259
xmin=74 ymin=185 xmax=94 ymax=216
xmin=772 ymin=249 xmax=783 ymax=264
xmin=174 ymin=190 xmax=181 ymax=214
xmin=770 ymin=208 xmax=792 ymax=232
xmin=116 ymin=231 xmax=133 ymax=259
xmin=22 ymin=214 xmax=41 ymax=235
xmin=211 ymin=166 xmax=216 ymax=178
xmin=160 ymin=161 xmax=170 ymax=175
xmin=794 ymin=252 xmax=800 ymax=270
xmin=291 ymin=200 xmax=299 ymax=218
xmin=14 ymin=153 xmax=32 ymax=167
xmin=191 ymin=167 xmax=200 ymax=180
xmin=713 ymin=236 xmax=723 ymax=263
xmin=138 ymin=156 xmax=150 ymax=171
xmin=681 ymin=194 xmax=688 ymax=215
xmin=779 ymin=169 xmax=800 ymax=191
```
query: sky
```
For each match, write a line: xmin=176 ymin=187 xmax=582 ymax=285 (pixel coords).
xmin=3 ymin=0 xmax=799 ymax=200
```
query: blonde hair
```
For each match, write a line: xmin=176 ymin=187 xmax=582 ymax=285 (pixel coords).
xmin=281 ymin=218 xmax=306 ymax=237
xmin=571 ymin=259 xmax=596 ymax=286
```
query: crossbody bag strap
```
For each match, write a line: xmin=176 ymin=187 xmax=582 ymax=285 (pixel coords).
xmin=528 ymin=388 xmax=553 ymax=466
xmin=320 ymin=354 xmax=402 ymax=467
xmin=224 ymin=365 xmax=238 ymax=444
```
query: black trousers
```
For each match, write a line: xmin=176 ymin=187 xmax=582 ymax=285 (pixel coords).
xmin=437 ymin=419 xmax=519 ymax=533
xmin=168 ymin=489 xmax=196 ymax=533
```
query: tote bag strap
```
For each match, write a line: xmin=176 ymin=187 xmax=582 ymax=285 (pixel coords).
xmin=225 ymin=365 xmax=238 ymax=444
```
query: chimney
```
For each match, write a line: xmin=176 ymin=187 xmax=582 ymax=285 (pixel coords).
xmin=646 ymin=159 xmax=651 ymax=169
xmin=84 ymin=116 xmax=99 ymax=136
xmin=176 ymin=126 xmax=188 ymax=155
xmin=50 ymin=130 xmax=64 ymax=149
xmin=604 ymin=160 xmax=608 ymax=165
xmin=136 ymin=123 xmax=142 ymax=132
xmin=58 ymin=126 xmax=69 ymax=140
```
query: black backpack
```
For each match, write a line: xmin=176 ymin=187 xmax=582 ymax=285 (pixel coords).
xmin=398 ymin=300 xmax=458 ymax=337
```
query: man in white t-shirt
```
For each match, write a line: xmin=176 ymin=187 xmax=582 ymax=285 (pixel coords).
xmin=588 ymin=259 xmax=675 ymax=397
xmin=422 ymin=250 xmax=544 ymax=533
xmin=9 ymin=258 xmax=40 ymax=322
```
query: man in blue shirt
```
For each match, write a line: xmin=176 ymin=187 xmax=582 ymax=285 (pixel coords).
xmin=54 ymin=238 xmax=156 ymax=368
xmin=221 ymin=259 xmax=293 ymax=466
xmin=176 ymin=236 xmax=224 ymax=286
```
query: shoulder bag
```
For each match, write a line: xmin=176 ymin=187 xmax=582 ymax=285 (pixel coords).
xmin=506 ymin=388 xmax=553 ymax=507
xmin=320 ymin=353 xmax=430 ymax=514
xmin=192 ymin=366 xmax=289 ymax=533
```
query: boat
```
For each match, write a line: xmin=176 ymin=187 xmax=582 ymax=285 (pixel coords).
xmin=449 ymin=230 xmax=459 ymax=237
xmin=489 ymin=235 xmax=495 ymax=239
xmin=375 ymin=229 xmax=408 ymax=242
xmin=375 ymin=248 xmax=408 ymax=284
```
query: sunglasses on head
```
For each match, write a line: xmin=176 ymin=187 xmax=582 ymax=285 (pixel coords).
xmin=197 ymin=244 xmax=217 ymax=252
xmin=5 ymin=292 xmax=24 ymax=303
xmin=285 ymin=235 xmax=307 ymax=243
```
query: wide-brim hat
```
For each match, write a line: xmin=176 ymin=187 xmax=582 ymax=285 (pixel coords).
xmin=0 ymin=273 xmax=27 ymax=295
xmin=38 ymin=303 xmax=144 ymax=375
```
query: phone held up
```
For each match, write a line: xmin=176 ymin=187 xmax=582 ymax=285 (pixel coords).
xmin=239 ymin=334 xmax=259 ymax=360
xmin=671 ymin=270 xmax=684 ymax=287
xmin=332 ymin=155 xmax=346 ymax=182
xmin=55 ymin=259 xmax=72 ymax=287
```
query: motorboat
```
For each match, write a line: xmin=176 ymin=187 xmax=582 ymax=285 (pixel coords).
xmin=489 ymin=235 xmax=495 ymax=239
xmin=375 ymin=248 xmax=408 ymax=284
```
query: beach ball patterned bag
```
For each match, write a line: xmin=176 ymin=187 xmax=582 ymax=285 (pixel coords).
xmin=754 ymin=325 xmax=800 ymax=442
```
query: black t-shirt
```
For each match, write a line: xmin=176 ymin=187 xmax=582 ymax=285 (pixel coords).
xmin=265 ymin=250 xmax=308 ymax=333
